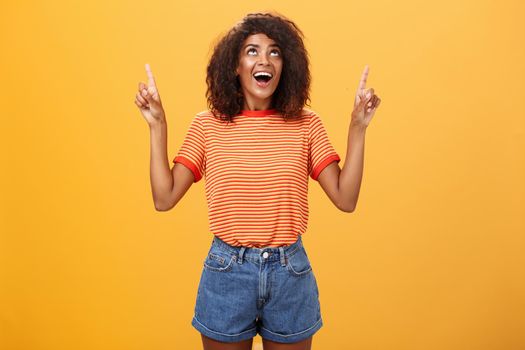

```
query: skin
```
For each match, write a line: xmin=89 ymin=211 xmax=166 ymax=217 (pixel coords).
xmin=235 ymin=33 xmax=283 ymax=111
xmin=201 ymin=334 xmax=313 ymax=350
xmin=135 ymin=38 xmax=381 ymax=350
xmin=317 ymin=65 xmax=381 ymax=213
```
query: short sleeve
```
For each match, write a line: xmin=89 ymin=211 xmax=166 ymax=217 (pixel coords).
xmin=308 ymin=113 xmax=341 ymax=181
xmin=172 ymin=114 xmax=206 ymax=183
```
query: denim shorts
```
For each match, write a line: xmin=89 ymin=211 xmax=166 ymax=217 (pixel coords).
xmin=191 ymin=234 xmax=323 ymax=344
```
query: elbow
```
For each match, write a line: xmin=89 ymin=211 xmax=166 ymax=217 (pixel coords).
xmin=155 ymin=204 xmax=167 ymax=211
xmin=154 ymin=200 xmax=174 ymax=212
xmin=340 ymin=206 xmax=355 ymax=213
xmin=338 ymin=201 xmax=356 ymax=213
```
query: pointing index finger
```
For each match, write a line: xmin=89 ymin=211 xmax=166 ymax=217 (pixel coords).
xmin=145 ymin=63 xmax=157 ymax=87
xmin=358 ymin=65 xmax=369 ymax=91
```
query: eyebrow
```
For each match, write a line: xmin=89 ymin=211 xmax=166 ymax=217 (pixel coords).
xmin=243 ymin=44 xmax=281 ymax=49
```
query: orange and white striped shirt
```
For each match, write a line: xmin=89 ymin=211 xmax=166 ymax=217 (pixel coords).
xmin=173 ymin=108 xmax=340 ymax=248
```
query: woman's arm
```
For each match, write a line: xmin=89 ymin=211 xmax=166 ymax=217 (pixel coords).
xmin=337 ymin=122 xmax=367 ymax=212
xmin=149 ymin=121 xmax=194 ymax=211
xmin=317 ymin=65 xmax=381 ymax=212
xmin=317 ymin=122 xmax=366 ymax=213
xmin=135 ymin=64 xmax=194 ymax=211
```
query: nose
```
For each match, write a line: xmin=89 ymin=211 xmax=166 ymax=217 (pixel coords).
xmin=257 ymin=53 xmax=270 ymax=66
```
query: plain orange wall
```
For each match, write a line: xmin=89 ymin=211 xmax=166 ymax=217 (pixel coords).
xmin=1 ymin=0 xmax=524 ymax=349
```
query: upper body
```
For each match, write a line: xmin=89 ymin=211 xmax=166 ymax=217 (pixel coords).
xmin=172 ymin=107 xmax=341 ymax=247
xmin=138 ymin=14 xmax=380 ymax=248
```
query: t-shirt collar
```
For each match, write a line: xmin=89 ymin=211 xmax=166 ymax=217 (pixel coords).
xmin=236 ymin=109 xmax=278 ymax=116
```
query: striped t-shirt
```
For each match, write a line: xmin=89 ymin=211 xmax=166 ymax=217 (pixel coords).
xmin=173 ymin=108 xmax=341 ymax=248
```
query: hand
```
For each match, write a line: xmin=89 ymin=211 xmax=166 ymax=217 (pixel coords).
xmin=351 ymin=65 xmax=381 ymax=128
xmin=135 ymin=63 xmax=166 ymax=125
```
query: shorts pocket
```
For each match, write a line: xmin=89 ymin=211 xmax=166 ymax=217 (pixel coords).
xmin=203 ymin=247 xmax=237 ymax=272
xmin=286 ymin=247 xmax=312 ymax=277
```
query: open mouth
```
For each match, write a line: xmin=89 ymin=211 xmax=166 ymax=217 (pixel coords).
xmin=253 ymin=71 xmax=273 ymax=87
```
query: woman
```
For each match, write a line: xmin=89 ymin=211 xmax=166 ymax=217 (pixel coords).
xmin=135 ymin=12 xmax=381 ymax=350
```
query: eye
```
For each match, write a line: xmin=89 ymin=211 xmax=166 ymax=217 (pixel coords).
xmin=247 ymin=48 xmax=257 ymax=55
xmin=271 ymin=50 xmax=281 ymax=57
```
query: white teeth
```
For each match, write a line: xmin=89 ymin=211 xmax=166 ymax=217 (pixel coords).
xmin=253 ymin=72 xmax=273 ymax=78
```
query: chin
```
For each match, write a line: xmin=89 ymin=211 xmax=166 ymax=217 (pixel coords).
xmin=255 ymin=93 xmax=275 ymax=100
xmin=255 ymin=89 xmax=277 ymax=99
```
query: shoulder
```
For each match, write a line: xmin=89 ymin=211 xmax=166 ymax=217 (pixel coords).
xmin=196 ymin=109 xmax=213 ymax=116
xmin=193 ymin=110 xmax=218 ymax=126
xmin=196 ymin=109 xmax=229 ymax=123
xmin=300 ymin=107 xmax=317 ymax=117
xmin=300 ymin=108 xmax=322 ymax=126
xmin=196 ymin=110 xmax=213 ymax=119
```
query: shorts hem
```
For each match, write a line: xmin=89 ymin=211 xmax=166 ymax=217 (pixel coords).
xmin=191 ymin=315 xmax=257 ymax=343
xmin=259 ymin=317 xmax=323 ymax=344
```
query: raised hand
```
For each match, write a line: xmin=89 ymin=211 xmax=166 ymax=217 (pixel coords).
xmin=351 ymin=65 xmax=381 ymax=128
xmin=135 ymin=63 xmax=166 ymax=125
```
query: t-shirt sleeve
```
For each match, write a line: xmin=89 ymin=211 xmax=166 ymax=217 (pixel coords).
xmin=308 ymin=113 xmax=341 ymax=181
xmin=172 ymin=114 xmax=206 ymax=183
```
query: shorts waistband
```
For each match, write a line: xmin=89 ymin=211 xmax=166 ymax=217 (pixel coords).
xmin=211 ymin=235 xmax=304 ymax=265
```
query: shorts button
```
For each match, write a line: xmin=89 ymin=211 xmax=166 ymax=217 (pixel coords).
xmin=262 ymin=252 xmax=269 ymax=258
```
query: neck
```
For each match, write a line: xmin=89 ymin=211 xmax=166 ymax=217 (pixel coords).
xmin=242 ymin=99 xmax=273 ymax=111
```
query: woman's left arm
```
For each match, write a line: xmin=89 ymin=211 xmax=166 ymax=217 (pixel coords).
xmin=318 ymin=65 xmax=381 ymax=212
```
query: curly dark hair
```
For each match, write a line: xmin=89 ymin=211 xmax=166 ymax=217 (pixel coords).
xmin=205 ymin=12 xmax=311 ymax=122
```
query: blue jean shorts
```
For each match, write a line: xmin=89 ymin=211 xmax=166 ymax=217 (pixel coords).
xmin=191 ymin=234 xmax=323 ymax=344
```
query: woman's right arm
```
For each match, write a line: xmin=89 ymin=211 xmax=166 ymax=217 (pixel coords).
xmin=135 ymin=63 xmax=194 ymax=211
xmin=149 ymin=121 xmax=194 ymax=211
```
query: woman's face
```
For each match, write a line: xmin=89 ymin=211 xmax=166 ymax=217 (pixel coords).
xmin=236 ymin=33 xmax=283 ymax=110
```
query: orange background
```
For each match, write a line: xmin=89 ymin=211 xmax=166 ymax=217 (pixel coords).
xmin=1 ymin=0 xmax=524 ymax=349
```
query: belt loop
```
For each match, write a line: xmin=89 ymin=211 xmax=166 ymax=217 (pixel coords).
xmin=238 ymin=247 xmax=246 ymax=264
xmin=279 ymin=247 xmax=286 ymax=266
